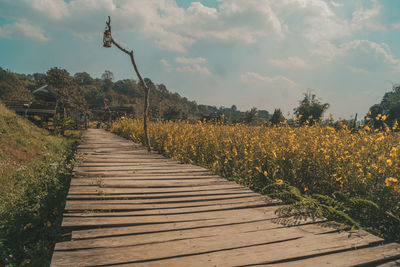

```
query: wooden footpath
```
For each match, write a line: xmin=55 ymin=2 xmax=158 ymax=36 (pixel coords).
xmin=51 ymin=129 xmax=400 ymax=266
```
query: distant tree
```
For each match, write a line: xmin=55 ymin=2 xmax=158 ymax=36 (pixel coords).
xmin=46 ymin=68 xmax=74 ymax=112
xmin=258 ymin=110 xmax=271 ymax=120
xmin=33 ymin=73 xmax=47 ymax=85
xmin=150 ymin=106 xmax=160 ymax=120
xmin=74 ymin=72 xmax=93 ymax=85
xmin=388 ymin=104 xmax=400 ymax=125
xmin=46 ymin=67 xmax=88 ymax=116
xmin=231 ymin=105 xmax=237 ymax=112
xmin=270 ymin=108 xmax=285 ymax=125
xmin=163 ymin=106 xmax=183 ymax=121
xmin=84 ymin=86 xmax=106 ymax=109
xmin=0 ymin=68 xmax=33 ymax=103
xmin=294 ymin=91 xmax=329 ymax=125
xmin=366 ymin=84 xmax=400 ymax=127
xmin=157 ymin=84 xmax=169 ymax=94
xmin=101 ymin=70 xmax=114 ymax=81
xmin=144 ymin=78 xmax=156 ymax=90
xmin=243 ymin=107 xmax=258 ymax=124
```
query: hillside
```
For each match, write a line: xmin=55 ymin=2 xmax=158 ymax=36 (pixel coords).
xmin=0 ymin=102 xmax=51 ymax=187
xmin=0 ymin=102 xmax=77 ymax=266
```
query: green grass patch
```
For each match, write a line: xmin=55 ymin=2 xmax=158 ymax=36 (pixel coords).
xmin=0 ymin=102 xmax=79 ymax=266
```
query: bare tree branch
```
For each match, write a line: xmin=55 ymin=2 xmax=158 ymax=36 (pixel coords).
xmin=104 ymin=16 xmax=151 ymax=151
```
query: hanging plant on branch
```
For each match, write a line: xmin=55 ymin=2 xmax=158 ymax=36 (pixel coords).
xmin=102 ymin=16 xmax=151 ymax=151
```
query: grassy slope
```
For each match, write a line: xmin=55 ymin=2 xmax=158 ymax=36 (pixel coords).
xmin=0 ymin=102 xmax=78 ymax=266
xmin=0 ymin=103 xmax=49 ymax=188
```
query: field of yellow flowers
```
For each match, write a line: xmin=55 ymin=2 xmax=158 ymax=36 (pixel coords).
xmin=111 ymin=118 xmax=400 ymax=241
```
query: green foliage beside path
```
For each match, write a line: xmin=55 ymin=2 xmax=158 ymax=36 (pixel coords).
xmin=0 ymin=102 xmax=78 ymax=266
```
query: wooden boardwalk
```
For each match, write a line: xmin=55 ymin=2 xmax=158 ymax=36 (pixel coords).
xmin=51 ymin=129 xmax=400 ymax=266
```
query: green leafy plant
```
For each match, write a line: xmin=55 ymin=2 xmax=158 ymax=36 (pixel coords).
xmin=48 ymin=114 xmax=73 ymax=135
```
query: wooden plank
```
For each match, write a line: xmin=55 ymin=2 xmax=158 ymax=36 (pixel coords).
xmin=269 ymin=242 xmax=400 ymax=266
xmin=51 ymin=225 xmax=382 ymax=266
xmin=73 ymin=170 xmax=213 ymax=178
xmin=69 ymin=178 xmax=236 ymax=188
xmin=74 ymin=165 xmax=209 ymax=172
xmin=61 ymin=202 xmax=272 ymax=228
xmin=63 ymin=197 xmax=267 ymax=213
xmin=67 ymin=184 xmax=248 ymax=194
xmin=63 ymin=200 xmax=270 ymax=216
xmin=68 ymin=216 xmax=285 ymax=240
xmin=66 ymin=189 xmax=259 ymax=200
xmin=63 ymin=202 xmax=272 ymax=218
xmin=65 ymin=191 xmax=260 ymax=201
xmin=64 ymin=193 xmax=264 ymax=205
xmin=54 ymin=221 xmax=335 ymax=252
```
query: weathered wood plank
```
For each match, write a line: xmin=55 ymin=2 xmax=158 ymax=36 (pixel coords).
xmin=54 ymin=221 xmax=337 ymax=252
xmin=51 ymin=226 xmax=382 ymax=266
xmin=269 ymin=242 xmax=400 ymax=266
xmin=67 ymin=184 xmax=247 ymax=194
xmin=61 ymin=201 xmax=272 ymax=228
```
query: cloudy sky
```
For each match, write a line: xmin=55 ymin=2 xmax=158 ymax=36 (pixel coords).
xmin=1 ymin=0 xmax=400 ymax=118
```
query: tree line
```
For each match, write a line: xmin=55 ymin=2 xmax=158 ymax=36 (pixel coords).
xmin=0 ymin=67 xmax=273 ymax=124
xmin=1 ymin=66 xmax=399 ymax=128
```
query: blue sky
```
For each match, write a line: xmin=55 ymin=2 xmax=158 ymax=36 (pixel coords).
xmin=1 ymin=0 xmax=400 ymax=119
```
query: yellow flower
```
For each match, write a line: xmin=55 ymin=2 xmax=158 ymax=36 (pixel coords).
xmin=275 ymin=179 xmax=284 ymax=184
xmin=386 ymin=159 xmax=393 ymax=167
xmin=385 ymin=177 xmax=398 ymax=186
xmin=263 ymin=171 xmax=268 ymax=177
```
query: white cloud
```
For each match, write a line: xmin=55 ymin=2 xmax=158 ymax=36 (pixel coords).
xmin=160 ymin=59 xmax=170 ymax=67
xmin=176 ymin=65 xmax=195 ymax=73
xmin=241 ymin=72 xmax=300 ymax=88
xmin=267 ymin=56 xmax=312 ymax=69
xmin=1 ymin=0 xmax=291 ymax=52
xmin=0 ymin=0 xmax=388 ymax=55
xmin=0 ymin=20 xmax=49 ymax=41
xmin=174 ymin=56 xmax=210 ymax=74
xmin=351 ymin=0 xmax=384 ymax=31
xmin=175 ymin=57 xmax=207 ymax=65
xmin=193 ymin=64 xmax=211 ymax=75
xmin=176 ymin=63 xmax=210 ymax=75
xmin=312 ymin=40 xmax=342 ymax=61
xmin=331 ymin=1 xmax=343 ymax=8
xmin=151 ymin=27 xmax=195 ymax=53
xmin=339 ymin=40 xmax=400 ymax=71
xmin=27 ymin=0 xmax=69 ymax=20
xmin=179 ymin=0 xmax=288 ymax=42
xmin=265 ymin=0 xmax=383 ymax=62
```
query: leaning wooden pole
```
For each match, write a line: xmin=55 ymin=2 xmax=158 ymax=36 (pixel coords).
xmin=104 ymin=16 xmax=151 ymax=151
